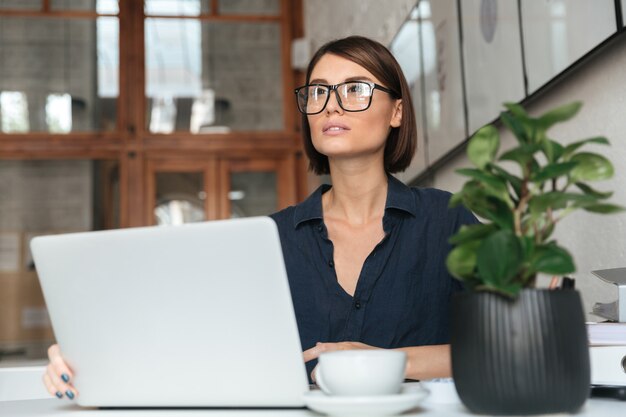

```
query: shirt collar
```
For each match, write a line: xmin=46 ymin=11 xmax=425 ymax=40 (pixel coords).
xmin=386 ymin=175 xmax=417 ymax=217
xmin=293 ymin=175 xmax=417 ymax=229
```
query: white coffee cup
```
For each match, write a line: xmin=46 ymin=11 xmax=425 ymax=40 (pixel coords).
xmin=314 ymin=350 xmax=407 ymax=396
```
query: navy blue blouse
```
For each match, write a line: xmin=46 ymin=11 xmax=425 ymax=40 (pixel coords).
xmin=269 ymin=176 xmax=478 ymax=377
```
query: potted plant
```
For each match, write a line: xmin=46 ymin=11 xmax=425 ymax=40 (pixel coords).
xmin=446 ymin=101 xmax=623 ymax=415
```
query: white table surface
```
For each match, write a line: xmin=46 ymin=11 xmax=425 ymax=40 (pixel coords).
xmin=0 ymin=398 xmax=623 ymax=417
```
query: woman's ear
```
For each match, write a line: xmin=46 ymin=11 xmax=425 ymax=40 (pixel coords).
xmin=390 ymin=99 xmax=403 ymax=128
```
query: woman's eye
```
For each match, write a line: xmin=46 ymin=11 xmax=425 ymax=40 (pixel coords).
xmin=347 ymin=84 xmax=367 ymax=94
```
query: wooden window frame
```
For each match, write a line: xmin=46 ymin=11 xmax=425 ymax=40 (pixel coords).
xmin=0 ymin=0 xmax=306 ymax=228
xmin=145 ymin=158 xmax=220 ymax=225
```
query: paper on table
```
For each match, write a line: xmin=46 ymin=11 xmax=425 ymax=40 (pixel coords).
xmin=587 ymin=322 xmax=626 ymax=346
xmin=590 ymin=345 xmax=626 ymax=386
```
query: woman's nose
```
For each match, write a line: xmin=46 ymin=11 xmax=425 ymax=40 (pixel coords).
xmin=325 ymin=90 xmax=344 ymax=115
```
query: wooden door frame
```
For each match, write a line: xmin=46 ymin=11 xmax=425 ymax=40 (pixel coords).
xmin=218 ymin=154 xmax=296 ymax=218
xmin=145 ymin=158 xmax=219 ymax=225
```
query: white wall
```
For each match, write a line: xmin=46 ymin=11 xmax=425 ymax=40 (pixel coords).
xmin=436 ymin=37 xmax=626 ymax=319
xmin=303 ymin=0 xmax=626 ymax=319
xmin=304 ymin=0 xmax=416 ymax=49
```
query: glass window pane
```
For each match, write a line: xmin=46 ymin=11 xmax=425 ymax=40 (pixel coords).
xmin=0 ymin=0 xmax=41 ymax=10
xmin=229 ymin=171 xmax=277 ymax=218
xmin=155 ymin=172 xmax=205 ymax=225
xmin=45 ymin=93 xmax=72 ymax=133
xmin=521 ymin=1 xmax=616 ymax=94
xmin=0 ymin=17 xmax=119 ymax=133
xmin=0 ymin=159 xmax=119 ymax=365
xmin=219 ymin=0 xmax=280 ymax=16
xmin=145 ymin=19 xmax=283 ymax=132
xmin=0 ymin=92 xmax=30 ymax=133
xmin=51 ymin=0 xmax=119 ymax=13
xmin=145 ymin=0 xmax=209 ymax=16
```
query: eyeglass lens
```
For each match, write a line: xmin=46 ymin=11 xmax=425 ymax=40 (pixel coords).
xmin=298 ymin=82 xmax=374 ymax=114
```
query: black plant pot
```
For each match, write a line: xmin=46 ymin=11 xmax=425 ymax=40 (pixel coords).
xmin=450 ymin=289 xmax=590 ymax=415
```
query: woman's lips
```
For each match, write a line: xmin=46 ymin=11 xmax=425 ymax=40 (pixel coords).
xmin=322 ymin=122 xmax=351 ymax=136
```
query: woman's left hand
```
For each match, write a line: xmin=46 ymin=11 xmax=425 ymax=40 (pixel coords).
xmin=303 ymin=341 xmax=378 ymax=382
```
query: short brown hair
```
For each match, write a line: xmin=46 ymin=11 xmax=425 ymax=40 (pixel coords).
xmin=300 ymin=36 xmax=417 ymax=175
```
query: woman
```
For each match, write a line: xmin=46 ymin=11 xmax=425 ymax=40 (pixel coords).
xmin=43 ymin=36 xmax=477 ymax=399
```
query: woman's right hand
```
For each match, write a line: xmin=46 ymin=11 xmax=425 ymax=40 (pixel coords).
xmin=43 ymin=344 xmax=77 ymax=400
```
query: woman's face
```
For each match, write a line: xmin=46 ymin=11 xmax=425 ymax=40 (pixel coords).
xmin=307 ymin=53 xmax=402 ymax=166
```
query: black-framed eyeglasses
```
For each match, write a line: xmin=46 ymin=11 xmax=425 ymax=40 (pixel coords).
xmin=294 ymin=81 xmax=399 ymax=115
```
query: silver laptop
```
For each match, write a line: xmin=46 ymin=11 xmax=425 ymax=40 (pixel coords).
xmin=31 ymin=217 xmax=309 ymax=407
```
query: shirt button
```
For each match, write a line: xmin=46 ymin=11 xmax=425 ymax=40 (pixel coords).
xmin=328 ymin=260 xmax=334 ymax=268
xmin=317 ymin=225 xmax=323 ymax=232
xmin=355 ymin=301 xmax=361 ymax=309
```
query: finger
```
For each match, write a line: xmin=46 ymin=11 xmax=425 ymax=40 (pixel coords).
xmin=303 ymin=345 xmax=320 ymax=363
xmin=48 ymin=346 xmax=74 ymax=385
xmin=47 ymin=344 xmax=61 ymax=360
xmin=304 ymin=342 xmax=331 ymax=362
xmin=310 ymin=365 xmax=318 ymax=383
xmin=51 ymin=355 xmax=74 ymax=385
xmin=304 ymin=342 xmax=345 ymax=362
xmin=46 ymin=364 xmax=68 ymax=394
xmin=64 ymin=386 xmax=77 ymax=400
xmin=42 ymin=372 xmax=63 ymax=399
xmin=47 ymin=363 xmax=77 ymax=400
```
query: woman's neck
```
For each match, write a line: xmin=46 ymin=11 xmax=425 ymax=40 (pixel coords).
xmin=323 ymin=161 xmax=388 ymax=225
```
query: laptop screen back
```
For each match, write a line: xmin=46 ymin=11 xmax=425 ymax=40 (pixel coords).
xmin=31 ymin=217 xmax=309 ymax=407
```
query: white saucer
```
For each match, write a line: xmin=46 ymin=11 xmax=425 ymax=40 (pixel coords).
xmin=303 ymin=384 xmax=429 ymax=417
xmin=420 ymin=378 xmax=461 ymax=405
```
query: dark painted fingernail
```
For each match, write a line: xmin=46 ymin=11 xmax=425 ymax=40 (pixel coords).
xmin=65 ymin=390 xmax=75 ymax=400
xmin=61 ymin=373 xmax=70 ymax=383
xmin=55 ymin=391 xmax=63 ymax=399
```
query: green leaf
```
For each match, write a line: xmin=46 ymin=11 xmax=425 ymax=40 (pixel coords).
xmin=455 ymin=180 xmax=515 ymax=230
xmin=582 ymin=204 xmax=626 ymax=214
xmin=489 ymin=164 xmax=522 ymax=199
xmin=503 ymin=102 xmax=529 ymax=118
xmin=449 ymin=190 xmax=464 ymax=208
xmin=531 ymin=161 xmax=578 ymax=182
xmin=541 ymin=139 xmax=565 ymax=163
xmin=456 ymin=168 xmax=514 ymax=208
xmin=569 ymin=152 xmax=614 ymax=182
xmin=519 ymin=235 xmax=535 ymax=260
xmin=541 ymin=222 xmax=555 ymax=240
xmin=476 ymin=230 xmax=523 ymax=288
xmin=563 ymin=137 xmax=609 ymax=159
xmin=475 ymin=282 xmax=523 ymax=298
xmin=468 ymin=125 xmax=499 ymax=169
xmin=575 ymin=182 xmax=613 ymax=199
xmin=518 ymin=235 xmax=536 ymax=282
xmin=499 ymin=144 xmax=541 ymax=167
xmin=482 ymin=198 xmax=516 ymax=230
xmin=527 ymin=243 xmax=575 ymax=276
xmin=458 ymin=182 xmax=514 ymax=229
xmin=529 ymin=192 xmax=597 ymax=214
xmin=449 ymin=223 xmax=498 ymax=246
xmin=537 ymin=101 xmax=582 ymax=130
xmin=446 ymin=241 xmax=480 ymax=280
xmin=500 ymin=111 xmax=528 ymax=144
